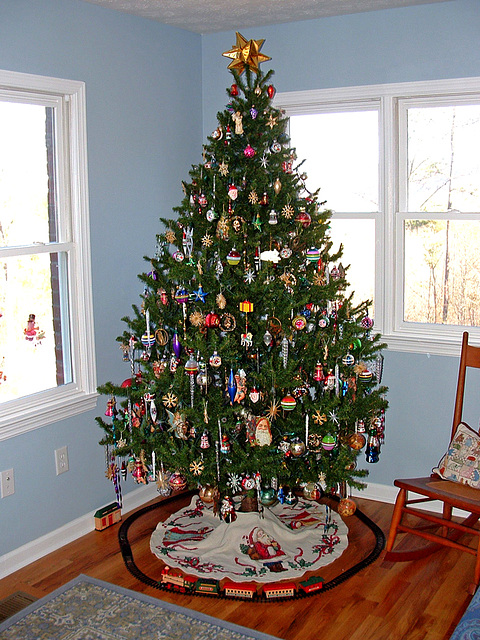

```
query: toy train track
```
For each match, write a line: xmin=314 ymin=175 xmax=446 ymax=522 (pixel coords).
xmin=118 ymin=490 xmax=385 ymax=602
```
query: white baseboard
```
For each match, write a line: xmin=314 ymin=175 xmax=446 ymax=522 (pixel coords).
xmin=0 ymin=484 xmax=159 ymax=580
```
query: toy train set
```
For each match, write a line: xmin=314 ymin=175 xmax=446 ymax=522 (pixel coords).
xmin=160 ymin=566 xmax=324 ymax=600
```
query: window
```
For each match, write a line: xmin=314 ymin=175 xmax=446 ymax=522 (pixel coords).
xmin=278 ymin=77 xmax=480 ymax=356
xmin=0 ymin=70 xmax=96 ymax=440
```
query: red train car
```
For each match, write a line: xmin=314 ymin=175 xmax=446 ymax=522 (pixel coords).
xmin=223 ymin=580 xmax=257 ymax=599
xmin=299 ymin=576 xmax=324 ymax=594
xmin=262 ymin=582 xmax=297 ymax=599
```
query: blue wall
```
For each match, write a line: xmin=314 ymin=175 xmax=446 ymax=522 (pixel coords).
xmin=0 ymin=0 xmax=202 ymax=556
xmin=200 ymin=0 xmax=480 ymax=487
xmin=1 ymin=0 xmax=480 ymax=559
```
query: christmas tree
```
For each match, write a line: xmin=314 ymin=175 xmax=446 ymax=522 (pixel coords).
xmin=96 ymin=33 xmax=388 ymax=514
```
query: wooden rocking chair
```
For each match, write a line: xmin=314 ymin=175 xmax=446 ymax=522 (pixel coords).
xmin=385 ymin=331 xmax=480 ymax=594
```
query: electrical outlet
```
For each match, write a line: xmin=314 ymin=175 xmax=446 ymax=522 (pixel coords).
xmin=1 ymin=469 xmax=15 ymax=497
xmin=55 ymin=446 xmax=69 ymax=475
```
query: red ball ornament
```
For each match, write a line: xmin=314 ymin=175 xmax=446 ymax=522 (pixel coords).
xmin=296 ymin=211 xmax=312 ymax=228
xmin=267 ymin=84 xmax=276 ymax=99
xmin=169 ymin=471 xmax=187 ymax=491
xmin=230 ymin=83 xmax=239 ymax=96
xmin=205 ymin=312 xmax=220 ymax=328
xmin=244 ymin=144 xmax=255 ymax=158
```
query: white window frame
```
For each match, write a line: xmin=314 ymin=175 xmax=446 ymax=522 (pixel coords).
xmin=277 ymin=76 xmax=480 ymax=357
xmin=0 ymin=69 xmax=97 ymax=441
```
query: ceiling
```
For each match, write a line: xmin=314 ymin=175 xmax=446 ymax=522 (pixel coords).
xmin=81 ymin=0 xmax=451 ymax=34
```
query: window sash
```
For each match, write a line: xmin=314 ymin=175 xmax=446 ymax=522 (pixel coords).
xmin=0 ymin=69 xmax=96 ymax=441
xmin=277 ymin=77 xmax=480 ymax=356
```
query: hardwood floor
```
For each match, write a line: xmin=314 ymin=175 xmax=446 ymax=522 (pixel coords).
xmin=0 ymin=493 xmax=474 ymax=640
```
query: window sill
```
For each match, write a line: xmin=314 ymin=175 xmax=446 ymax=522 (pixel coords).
xmin=0 ymin=388 xmax=98 ymax=442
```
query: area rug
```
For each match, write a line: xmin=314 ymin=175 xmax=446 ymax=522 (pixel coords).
xmin=0 ymin=574 xmax=281 ymax=640
xmin=151 ymin=495 xmax=347 ymax=582
xmin=450 ymin=587 xmax=480 ymax=640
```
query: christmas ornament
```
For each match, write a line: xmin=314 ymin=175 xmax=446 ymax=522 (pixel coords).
xmin=199 ymin=484 xmax=215 ymax=504
xmin=267 ymin=84 xmax=276 ymax=99
xmin=228 ymin=184 xmax=238 ymax=200
xmin=273 ymin=177 xmax=282 ymax=194
xmin=348 ymin=432 xmax=366 ymax=450
xmin=285 ymin=490 xmax=298 ymax=506
xmin=220 ymin=496 xmax=236 ymax=522
xmin=268 ymin=210 xmax=278 ymax=224
xmin=250 ymin=105 xmax=258 ymax=119
xmin=306 ymin=247 xmax=321 ymax=263
xmin=174 ymin=287 xmax=189 ymax=304
xmin=303 ymin=482 xmax=320 ymax=500
xmin=260 ymin=487 xmax=277 ymax=506
xmin=266 ymin=114 xmax=277 ymax=129
xmin=255 ymin=416 xmax=273 ymax=446
xmin=232 ymin=111 xmax=243 ymax=134
xmin=200 ymin=429 xmax=211 ymax=449
xmin=281 ymin=336 xmax=289 ymax=368
xmin=270 ymin=140 xmax=282 ymax=153
xmin=222 ymin=32 xmax=271 ymax=74
xmin=220 ymin=313 xmax=236 ymax=331
xmin=296 ymin=210 xmax=311 ymax=227
xmin=290 ymin=438 xmax=306 ymax=457
xmin=281 ymin=395 xmax=296 ymax=411
xmin=227 ymin=369 xmax=237 ymax=404
xmin=249 ymin=386 xmax=260 ymax=403
xmin=173 ymin=250 xmax=185 ymax=262
xmin=365 ymin=433 xmax=380 ymax=463
xmin=313 ymin=363 xmax=324 ymax=382
xmin=209 ymin=351 xmax=222 ymax=367
xmin=338 ymin=498 xmax=357 ymax=517
xmin=172 ymin=333 xmax=182 ymax=358
xmin=169 ymin=471 xmax=187 ymax=491
xmin=220 ymin=433 xmax=231 ymax=454
xmin=230 ymin=83 xmax=239 ymax=96
xmin=244 ymin=144 xmax=255 ymax=158
xmin=190 ymin=459 xmax=204 ymax=476
xmin=227 ymin=248 xmax=241 ymax=265
xmin=162 ymin=392 xmax=178 ymax=408
xmin=342 ymin=352 xmax=355 ymax=366
xmin=205 ymin=312 xmax=220 ymax=327
xmin=193 ymin=285 xmax=208 ymax=303
xmin=321 ymin=434 xmax=336 ymax=450
xmin=155 ymin=328 xmax=169 ymax=346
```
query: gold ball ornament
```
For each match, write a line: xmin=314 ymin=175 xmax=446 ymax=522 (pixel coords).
xmin=338 ymin=498 xmax=357 ymax=517
xmin=199 ymin=485 xmax=216 ymax=504
xmin=303 ymin=482 xmax=320 ymax=500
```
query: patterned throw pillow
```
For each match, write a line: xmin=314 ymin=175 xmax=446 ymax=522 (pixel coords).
xmin=433 ymin=422 xmax=480 ymax=488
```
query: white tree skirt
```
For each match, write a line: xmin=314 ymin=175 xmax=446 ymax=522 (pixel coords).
xmin=150 ymin=495 xmax=348 ymax=583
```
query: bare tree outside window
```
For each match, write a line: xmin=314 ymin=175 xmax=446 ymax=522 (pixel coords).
xmin=404 ymin=104 xmax=480 ymax=326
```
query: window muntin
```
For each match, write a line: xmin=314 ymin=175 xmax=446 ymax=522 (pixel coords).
xmin=279 ymin=78 xmax=480 ymax=355
xmin=0 ymin=70 xmax=96 ymax=440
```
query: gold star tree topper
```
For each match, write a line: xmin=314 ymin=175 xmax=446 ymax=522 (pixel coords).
xmin=222 ymin=32 xmax=271 ymax=74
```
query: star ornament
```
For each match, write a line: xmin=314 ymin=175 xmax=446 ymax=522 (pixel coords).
xmin=222 ymin=33 xmax=271 ymax=75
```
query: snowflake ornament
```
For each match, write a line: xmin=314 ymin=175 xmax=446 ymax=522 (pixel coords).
xmin=227 ymin=473 xmax=242 ymax=493
xmin=162 ymin=392 xmax=178 ymax=408
xmin=190 ymin=459 xmax=205 ymax=476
